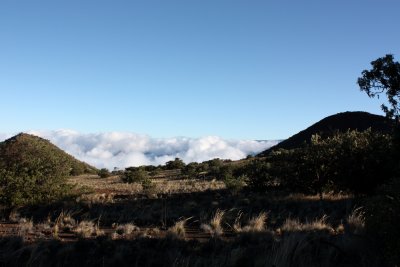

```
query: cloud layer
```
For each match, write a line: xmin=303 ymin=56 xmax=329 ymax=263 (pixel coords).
xmin=2 ymin=130 xmax=278 ymax=169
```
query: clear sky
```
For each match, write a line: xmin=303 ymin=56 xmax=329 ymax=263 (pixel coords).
xmin=1 ymin=0 xmax=399 ymax=140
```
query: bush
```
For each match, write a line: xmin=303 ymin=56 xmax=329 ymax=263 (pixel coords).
xmin=165 ymin=158 xmax=186 ymax=170
xmin=236 ymin=158 xmax=275 ymax=191
xmin=289 ymin=130 xmax=394 ymax=196
xmin=149 ymin=169 xmax=161 ymax=177
xmin=69 ymin=163 xmax=86 ymax=176
xmin=141 ymin=177 xmax=155 ymax=191
xmin=0 ymin=166 xmax=72 ymax=207
xmin=209 ymin=162 xmax=234 ymax=180
xmin=248 ymin=130 xmax=394 ymax=196
xmin=182 ymin=162 xmax=199 ymax=178
xmin=223 ymin=174 xmax=248 ymax=195
xmin=207 ymin=159 xmax=224 ymax=177
xmin=121 ymin=168 xmax=149 ymax=184
xmin=97 ymin=168 xmax=111 ymax=178
xmin=323 ymin=130 xmax=392 ymax=194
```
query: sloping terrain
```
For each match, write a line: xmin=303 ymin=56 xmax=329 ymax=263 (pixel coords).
xmin=260 ymin=111 xmax=393 ymax=155
xmin=0 ymin=133 xmax=97 ymax=175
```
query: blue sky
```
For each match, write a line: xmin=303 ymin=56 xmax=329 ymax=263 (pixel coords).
xmin=1 ymin=1 xmax=399 ymax=140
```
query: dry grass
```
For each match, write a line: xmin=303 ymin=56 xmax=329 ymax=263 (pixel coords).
xmin=201 ymin=209 xmax=225 ymax=237
xmin=17 ymin=218 xmax=34 ymax=236
xmin=0 ymin=222 xmax=378 ymax=267
xmin=68 ymin=175 xmax=225 ymax=200
xmin=210 ymin=209 xmax=225 ymax=236
xmin=8 ymin=210 xmax=21 ymax=223
xmin=157 ymin=178 xmax=225 ymax=194
xmin=77 ymin=193 xmax=116 ymax=204
xmin=57 ymin=211 xmax=77 ymax=232
xmin=282 ymin=192 xmax=353 ymax=202
xmin=269 ymin=232 xmax=312 ymax=267
xmin=167 ymin=218 xmax=189 ymax=239
xmin=233 ymin=211 xmax=243 ymax=233
xmin=241 ymin=212 xmax=268 ymax=233
xmin=0 ymin=167 xmax=377 ymax=267
xmin=115 ymin=223 xmax=140 ymax=236
xmin=280 ymin=215 xmax=334 ymax=234
xmin=35 ymin=222 xmax=52 ymax=235
xmin=345 ymin=207 xmax=365 ymax=234
xmin=69 ymin=175 xmax=142 ymax=195
xmin=74 ymin=220 xmax=96 ymax=238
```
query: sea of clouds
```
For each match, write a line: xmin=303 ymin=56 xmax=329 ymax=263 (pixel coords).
xmin=0 ymin=130 xmax=279 ymax=169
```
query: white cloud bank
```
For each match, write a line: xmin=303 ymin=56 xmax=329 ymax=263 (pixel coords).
xmin=2 ymin=130 xmax=279 ymax=169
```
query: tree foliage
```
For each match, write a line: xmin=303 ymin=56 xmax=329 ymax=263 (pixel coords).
xmin=236 ymin=158 xmax=274 ymax=190
xmin=98 ymin=168 xmax=111 ymax=178
xmin=223 ymin=174 xmax=248 ymax=195
xmin=182 ymin=162 xmax=199 ymax=178
xmin=358 ymin=54 xmax=400 ymax=120
xmin=165 ymin=158 xmax=186 ymax=170
xmin=121 ymin=167 xmax=149 ymax=184
xmin=243 ymin=130 xmax=394 ymax=196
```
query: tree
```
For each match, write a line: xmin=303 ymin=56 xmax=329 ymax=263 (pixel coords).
xmin=182 ymin=162 xmax=199 ymax=178
xmin=358 ymin=54 xmax=400 ymax=121
xmin=223 ymin=174 xmax=248 ymax=195
xmin=98 ymin=168 xmax=111 ymax=178
xmin=300 ymin=134 xmax=335 ymax=200
xmin=121 ymin=168 xmax=149 ymax=184
xmin=236 ymin=158 xmax=275 ymax=191
xmin=332 ymin=130 xmax=394 ymax=194
xmin=165 ymin=158 xmax=186 ymax=170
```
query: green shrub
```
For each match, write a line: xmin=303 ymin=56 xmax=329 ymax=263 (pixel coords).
xmin=209 ymin=162 xmax=234 ymax=180
xmin=121 ymin=168 xmax=149 ymax=184
xmin=141 ymin=177 xmax=156 ymax=194
xmin=97 ymin=168 xmax=111 ymax=178
xmin=165 ymin=158 xmax=186 ymax=170
xmin=0 ymin=133 xmax=98 ymax=206
xmin=223 ymin=174 xmax=248 ymax=195
xmin=182 ymin=162 xmax=199 ymax=178
xmin=287 ymin=130 xmax=394 ymax=196
xmin=248 ymin=130 xmax=394 ymax=196
xmin=69 ymin=163 xmax=86 ymax=176
xmin=236 ymin=158 xmax=275 ymax=191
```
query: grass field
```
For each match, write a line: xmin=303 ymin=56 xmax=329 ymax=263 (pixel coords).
xmin=0 ymin=170 xmax=383 ymax=266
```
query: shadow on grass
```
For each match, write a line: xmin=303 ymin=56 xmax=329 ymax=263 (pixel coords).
xmin=0 ymin=227 xmax=384 ymax=267
xmin=2 ymin=189 xmax=357 ymax=230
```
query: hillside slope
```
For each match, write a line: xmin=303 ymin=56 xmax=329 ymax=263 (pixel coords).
xmin=259 ymin=111 xmax=393 ymax=156
xmin=0 ymin=133 xmax=97 ymax=175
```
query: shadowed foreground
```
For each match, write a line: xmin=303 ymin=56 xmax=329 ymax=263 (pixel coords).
xmin=0 ymin=227 xmax=382 ymax=267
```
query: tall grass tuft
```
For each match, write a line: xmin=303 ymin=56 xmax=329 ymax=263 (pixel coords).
xmin=201 ymin=209 xmax=225 ymax=237
xmin=74 ymin=220 xmax=95 ymax=238
xmin=167 ymin=218 xmax=191 ymax=239
xmin=17 ymin=218 xmax=34 ymax=237
xmin=116 ymin=223 xmax=140 ymax=236
xmin=346 ymin=207 xmax=365 ymax=234
xmin=242 ymin=212 xmax=268 ymax=233
xmin=280 ymin=215 xmax=333 ymax=233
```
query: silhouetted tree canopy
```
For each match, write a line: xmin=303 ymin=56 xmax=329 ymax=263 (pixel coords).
xmin=358 ymin=54 xmax=400 ymax=120
xmin=165 ymin=158 xmax=186 ymax=170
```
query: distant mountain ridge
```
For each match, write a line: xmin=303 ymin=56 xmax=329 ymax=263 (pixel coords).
xmin=0 ymin=133 xmax=97 ymax=175
xmin=259 ymin=111 xmax=393 ymax=156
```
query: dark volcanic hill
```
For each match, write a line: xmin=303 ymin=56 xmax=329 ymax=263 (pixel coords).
xmin=0 ymin=133 xmax=97 ymax=175
xmin=259 ymin=111 xmax=394 ymax=156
